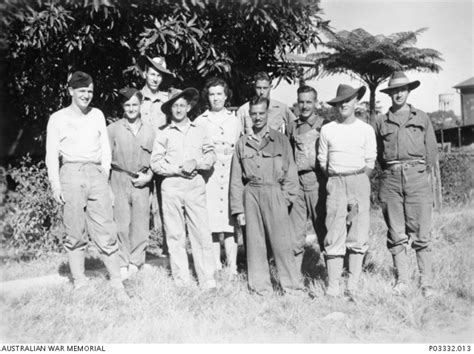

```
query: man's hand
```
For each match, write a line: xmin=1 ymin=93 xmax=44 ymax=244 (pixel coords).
xmin=53 ymin=189 xmax=65 ymax=205
xmin=131 ymin=171 xmax=153 ymax=188
xmin=364 ymin=166 xmax=373 ymax=177
xmin=181 ymin=159 xmax=197 ymax=175
xmin=236 ymin=213 xmax=246 ymax=226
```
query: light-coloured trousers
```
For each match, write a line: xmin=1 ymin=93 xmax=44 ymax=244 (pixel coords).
xmin=324 ymin=173 xmax=370 ymax=256
xmin=60 ymin=163 xmax=118 ymax=255
xmin=161 ymin=175 xmax=216 ymax=288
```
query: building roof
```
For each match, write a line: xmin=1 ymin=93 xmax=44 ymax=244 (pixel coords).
xmin=453 ymin=77 xmax=474 ymax=89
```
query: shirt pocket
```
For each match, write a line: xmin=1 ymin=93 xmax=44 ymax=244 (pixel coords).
xmin=262 ymin=148 xmax=285 ymax=176
xmin=405 ymin=124 xmax=425 ymax=158
xmin=241 ymin=151 xmax=257 ymax=177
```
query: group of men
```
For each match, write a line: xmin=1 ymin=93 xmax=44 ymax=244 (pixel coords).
xmin=46 ymin=54 xmax=438 ymax=301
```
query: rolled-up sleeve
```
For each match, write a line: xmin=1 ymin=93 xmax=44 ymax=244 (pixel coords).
xmin=196 ymin=131 xmax=216 ymax=171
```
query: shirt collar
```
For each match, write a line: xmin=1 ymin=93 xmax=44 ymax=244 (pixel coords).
xmin=168 ymin=118 xmax=194 ymax=132
xmin=249 ymin=125 xmax=270 ymax=142
xmin=141 ymin=86 xmax=167 ymax=102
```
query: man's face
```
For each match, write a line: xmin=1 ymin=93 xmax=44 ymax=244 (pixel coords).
xmin=297 ymin=91 xmax=317 ymax=120
xmin=69 ymin=84 xmax=93 ymax=111
xmin=255 ymin=79 xmax=271 ymax=99
xmin=145 ymin=66 xmax=163 ymax=92
xmin=249 ymin=102 xmax=268 ymax=130
xmin=123 ymin=94 xmax=141 ymax=121
xmin=208 ymin=84 xmax=227 ymax=112
xmin=171 ymin=97 xmax=190 ymax=122
xmin=336 ymin=95 xmax=357 ymax=121
xmin=389 ymin=86 xmax=410 ymax=107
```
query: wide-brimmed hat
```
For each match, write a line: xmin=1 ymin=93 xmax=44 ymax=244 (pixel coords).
xmin=161 ymin=87 xmax=199 ymax=116
xmin=327 ymin=84 xmax=366 ymax=106
xmin=139 ymin=56 xmax=174 ymax=77
xmin=380 ymin=71 xmax=420 ymax=94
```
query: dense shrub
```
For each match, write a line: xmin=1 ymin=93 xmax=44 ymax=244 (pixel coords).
xmin=1 ymin=156 xmax=63 ymax=258
xmin=439 ymin=152 xmax=474 ymax=206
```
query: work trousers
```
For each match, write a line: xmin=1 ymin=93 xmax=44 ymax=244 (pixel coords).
xmin=324 ymin=173 xmax=370 ymax=257
xmin=290 ymin=185 xmax=327 ymax=255
xmin=111 ymin=173 xmax=150 ymax=268
xmin=379 ymin=164 xmax=433 ymax=255
xmin=161 ymin=175 xmax=216 ymax=288
xmin=60 ymin=163 xmax=118 ymax=255
xmin=244 ymin=184 xmax=302 ymax=294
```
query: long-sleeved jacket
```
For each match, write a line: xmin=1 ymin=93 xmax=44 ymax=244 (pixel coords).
xmin=150 ymin=119 xmax=216 ymax=176
xmin=230 ymin=128 xmax=298 ymax=216
xmin=374 ymin=105 xmax=438 ymax=168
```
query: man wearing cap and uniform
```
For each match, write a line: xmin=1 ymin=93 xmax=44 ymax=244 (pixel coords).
xmin=108 ymin=88 xmax=155 ymax=280
xmin=230 ymin=96 xmax=302 ymax=296
xmin=374 ymin=72 xmax=438 ymax=298
xmin=287 ymin=85 xmax=327 ymax=273
xmin=150 ymin=87 xmax=217 ymax=289
xmin=237 ymin=72 xmax=296 ymax=135
xmin=318 ymin=84 xmax=376 ymax=299
xmin=46 ymin=71 xmax=128 ymax=299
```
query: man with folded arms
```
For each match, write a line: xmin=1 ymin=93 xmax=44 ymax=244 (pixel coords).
xmin=318 ymin=84 xmax=376 ymax=299
xmin=46 ymin=71 xmax=128 ymax=300
xmin=374 ymin=72 xmax=438 ymax=298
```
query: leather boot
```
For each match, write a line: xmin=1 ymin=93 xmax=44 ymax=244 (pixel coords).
xmin=224 ymin=237 xmax=238 ymax=277
xmin=68 ymin=249 xmax=87 ymax=289
xmin=347 ymin=252 xmax=364 ymax=293
xmin=102 ymin=251 xmax=123 ymax=288
xmin=326 ymin=256 xmax=343 ymax=297
xmin=392 ymin=248 xmax=410 ymax=295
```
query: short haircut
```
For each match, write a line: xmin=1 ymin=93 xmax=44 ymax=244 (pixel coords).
xmin=249 ymin=95 xmax=269 ymax=109
xmin=254 ymin=71 xmax=271 ymax=83
xmin=202 ymin=77 xmax=232 ymax=105
xmin=297 ymin=85 xmax=318 ymax=100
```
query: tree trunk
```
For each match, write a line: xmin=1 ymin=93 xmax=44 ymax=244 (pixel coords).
xmin=368 ymin=84 xmax=377 ymax=124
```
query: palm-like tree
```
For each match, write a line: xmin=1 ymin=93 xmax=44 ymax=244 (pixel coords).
xmin=306 ymin=28 xmax=443 ymax=117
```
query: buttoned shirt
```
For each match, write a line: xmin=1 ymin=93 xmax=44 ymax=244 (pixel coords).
xmin=45 ymin=106 xmax=111 ymax=192
xmin=374 ymin=104 xmax=438 ymax=168
xmin=107 ymin=118 xmax=155 ymax=178
xmin=140 ymin=86 xmax=168 ymax=133
xmin=287 ymin=114 xmax=326 ymax=189
xmin=236 ymin=98 xmax=296 ymax=135
xmin=230 ymin=128 xmax=298 ymax=216
xmin=150 ymin=119 xmax=216 ymax=177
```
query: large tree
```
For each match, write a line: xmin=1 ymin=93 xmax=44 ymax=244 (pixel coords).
xmin=306 ymin=28 xmax=443 ymax=117
xmin=1 ymin=0 xmax=329 ymax=161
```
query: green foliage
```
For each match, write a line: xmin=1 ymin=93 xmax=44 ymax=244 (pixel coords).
xmin=439 ymin=152 xmax=474 ymax=206
xmin=306 ymin=28 xmax=443 ymax=115
xmin=1 ymin=156 xmax=63 ymax=258
xmin=1 ymin=0 xmax=329 ymax=156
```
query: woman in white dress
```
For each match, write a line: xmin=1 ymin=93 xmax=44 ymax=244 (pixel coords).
xmin=194 ymin=78 xmax=242 ymax=277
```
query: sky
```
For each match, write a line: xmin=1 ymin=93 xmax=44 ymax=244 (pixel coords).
xmin=272 ymin=0 xmax=474 ymax=115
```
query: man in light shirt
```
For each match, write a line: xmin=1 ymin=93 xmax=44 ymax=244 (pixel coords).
xmin=318 ymin=84 xmax=376 ymax=300
xmin=236 ymin=72 xmax=296 ymax=135
xmin=45 ymin=71 xmax=127 ymax=300
xmin=150 ymin=88 xmax=217 ymax=289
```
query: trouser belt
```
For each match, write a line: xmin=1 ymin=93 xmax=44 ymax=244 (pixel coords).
xmin=328 ymin=168 xmax=365 ymax=177
xmin=385 ymin=160 xmax=425 ymax=171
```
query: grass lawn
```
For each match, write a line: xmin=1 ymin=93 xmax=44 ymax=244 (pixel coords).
xmin=0 ymin=206 xmax=473 ymax=343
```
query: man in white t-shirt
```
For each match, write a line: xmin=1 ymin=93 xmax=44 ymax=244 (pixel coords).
xmin=318 ymin=84 xmax=376 ymax=300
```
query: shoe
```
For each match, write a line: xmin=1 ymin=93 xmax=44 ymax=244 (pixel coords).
xmin=422 ymin=286 xmax=439 ymax=299
xmin=120 ymin=267 xmax=129 ymax=281
xmin=110 ymin=280 xmax=131 ymax=302
xmin=393 ymin=281 xmax=409 ymax=296
xmin=74 ymin=278 xmax=89 ymax=290
xmin=128 ymin=264 xmax=139 ymax=278
xmin=326 ymin=285 xmax=340 ymax=297
xmin=284 ymin=288 xmax=306 ymax=297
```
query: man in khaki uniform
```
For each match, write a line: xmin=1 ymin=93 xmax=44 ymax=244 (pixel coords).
xmin=230 ymin=96 xmax=302 ymax=296
xmin=374 ymin=72 xmax=438 ymax=298
xmin=287 ymin=85 xmax=327 ymax=272
xmin=150 ymin=88 xmax=216 ymax=289
xmin=236 ymin=72 xmax=296 ymax=135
